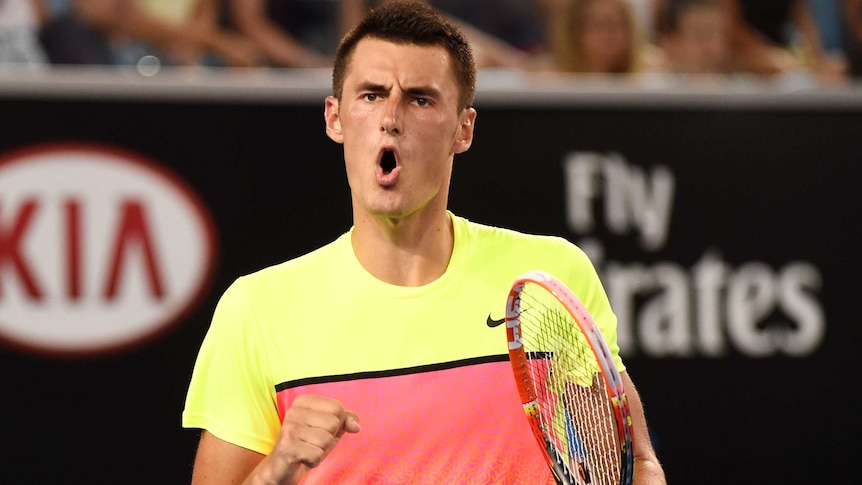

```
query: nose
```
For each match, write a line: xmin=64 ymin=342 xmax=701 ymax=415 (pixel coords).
xmin=380 ymin=96 xmax=401 ymax=135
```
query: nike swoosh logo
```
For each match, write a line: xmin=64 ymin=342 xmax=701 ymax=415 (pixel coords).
xmin=486 ymin=314 xmax=506 ymax=327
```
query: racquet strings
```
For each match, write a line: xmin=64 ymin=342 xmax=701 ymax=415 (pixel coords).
xmin=518 ymin=281 xmax=622 ymax=485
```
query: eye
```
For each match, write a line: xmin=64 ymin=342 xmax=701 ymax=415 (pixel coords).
xmin=415 ymin=97 xmax=429 ymax=107
xmin=364 ymin=93 xmax=378 ymax=102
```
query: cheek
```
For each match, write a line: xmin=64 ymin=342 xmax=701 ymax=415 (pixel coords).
xmin=421 ymin=158 xmax=454 ymax=192
xmin=341 ymin=115 xmax=379 ymax=152
xmin=413 ymin=113 xmax=458 ymax=145
xmin=343 ymin=103 xmax=379 ymax=131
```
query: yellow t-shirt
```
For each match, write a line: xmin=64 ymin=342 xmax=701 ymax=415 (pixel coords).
xmin=182 ymin=213 xmax=623 ymax=484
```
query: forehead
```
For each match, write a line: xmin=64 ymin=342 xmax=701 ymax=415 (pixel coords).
xmin=344 ymin=37 xmax=458 ymax=89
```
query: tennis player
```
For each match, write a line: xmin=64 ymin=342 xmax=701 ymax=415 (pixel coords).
xmin=182 ymin=1 xmax=666 ymax=483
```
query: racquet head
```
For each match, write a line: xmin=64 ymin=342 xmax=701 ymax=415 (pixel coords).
xmin=505 ymin=270 xmax=634 ymax=485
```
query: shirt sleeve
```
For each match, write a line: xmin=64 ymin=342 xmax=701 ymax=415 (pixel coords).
xmin=181 ymin=277 xmax=281 ymax=455
xmin=557 ymin=238 xmax=626 ymax=373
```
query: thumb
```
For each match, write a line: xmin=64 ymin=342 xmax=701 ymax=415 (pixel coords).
xmin=342 ymin=411 xmax=361 ymax=434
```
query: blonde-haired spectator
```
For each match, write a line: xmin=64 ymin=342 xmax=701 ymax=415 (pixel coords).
xmin=537 ymin=0 xmax=661 ymax=74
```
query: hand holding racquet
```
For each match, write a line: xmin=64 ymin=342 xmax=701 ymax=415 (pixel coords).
xmin=506 ymin=270 xmax=634 ymax=485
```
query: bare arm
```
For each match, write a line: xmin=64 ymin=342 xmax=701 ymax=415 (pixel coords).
xmin=789 ymin=0 xmax=846 ymax=80
xmin=191 ymin=395 xmax=361 ymax=485
xmin=445 ymin=15 xmax=530 ymax=69
xmin=72 ymin=0 xmax=196 ymax=56
xmin=71 ymin=0 xmax=260 ymax=66
xmin=790 ymin=0 xmax=824 ymax=63
xmin=227 ymin=0 xmax=331 ymax=68
xmin=621 ymin=371 xmax=667 ymax=485
xmin=715 ymin=0 xmax=799 ymax=74
xmin=373 ymin=0 xmax=529 ymax=69
xmin=192 ymin=432 xmax=265 ymax=485
xmin=183 ymin=0 xmax=263 ymax=67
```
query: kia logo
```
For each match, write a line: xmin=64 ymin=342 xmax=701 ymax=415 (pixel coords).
xmin=0 ymin=143 xmax=218 ymax=357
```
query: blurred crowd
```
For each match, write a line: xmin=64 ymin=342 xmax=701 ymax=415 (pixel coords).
xmin=1 ymin=0 xmax=861 ymax=84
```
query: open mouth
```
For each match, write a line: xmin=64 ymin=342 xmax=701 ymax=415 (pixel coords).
xmin=380 ymin=150 xmax=397 ymax=174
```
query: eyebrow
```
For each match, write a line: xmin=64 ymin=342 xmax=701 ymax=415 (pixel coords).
xmin=403 ymin=86 xmax=440 ymax=99
xmin=357 ymin=81 xmax=388 ymax=93
xmin=357 ymin=81 xmax=441 ymax=99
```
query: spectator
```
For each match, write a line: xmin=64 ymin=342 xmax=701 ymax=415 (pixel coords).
xmin=656 ymin=0 xmax=733 ymax=75
xmin=39 ymin=0 xmax=261 ymax=67
xmin=38 ymin=0 xmax=115 ymax=64
xmin=537 ymin=0 xmax=658 ymax=74
xmin=366 ymin=0 xmax=539 ymax=69
xmin=426 ymin=0 xmax=547 ymax=67
xmin=223 ymin=0 xmax=544 ymax=70
xmin=222 ymin=0 xmax=349 ymax=68
xmin=717 ymin=0 xmax=847 ymax=80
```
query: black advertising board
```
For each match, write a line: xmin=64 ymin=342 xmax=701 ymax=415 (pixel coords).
xmin=1 ymin=71 xmax=860 ymax=483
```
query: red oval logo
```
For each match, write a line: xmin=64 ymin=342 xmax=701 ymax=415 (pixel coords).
xmin=0 ymin=143 xmax=218 ymax=357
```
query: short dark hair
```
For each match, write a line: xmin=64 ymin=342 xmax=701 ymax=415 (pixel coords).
xmin=332 ymin=0 xmax=476 ymax=111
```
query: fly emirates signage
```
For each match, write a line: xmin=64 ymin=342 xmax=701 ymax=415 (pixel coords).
xmin=562 ymin=152 xmax=825 ymax=359
xmin=0 ymin=143 xmax=218 ymax=357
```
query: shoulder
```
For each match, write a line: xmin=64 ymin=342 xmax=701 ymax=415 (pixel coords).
xmin=229 ymin=231 xmax=349 ymax=294
xmin=456 ymin=214 xmax=580 ymax=255
xmin=452 ymin=214 xmax=595 ymax=283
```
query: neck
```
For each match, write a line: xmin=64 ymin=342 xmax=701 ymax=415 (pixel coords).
xmin=351 ymin=209 xmax=454 ymax=287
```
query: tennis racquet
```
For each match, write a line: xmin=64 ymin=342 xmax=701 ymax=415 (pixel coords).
xmin=505 ymin=270 xmax=634 ymax=485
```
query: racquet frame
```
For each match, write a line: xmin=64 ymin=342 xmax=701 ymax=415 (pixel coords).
xmin=505 ymin=270 xmax=634 ymax=485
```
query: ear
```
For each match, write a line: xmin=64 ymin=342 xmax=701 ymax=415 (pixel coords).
xmin=324 ymin=96 xmax=344 ymax=144
xmin=452 ymin=107 xmax=477 ymax=155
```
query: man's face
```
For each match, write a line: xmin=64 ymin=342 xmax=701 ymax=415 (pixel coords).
xmin=325 ymin=38 xmax=476 ymax=221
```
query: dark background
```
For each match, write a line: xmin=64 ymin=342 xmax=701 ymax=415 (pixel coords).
xmin=1 ymin=80 xmax=860 ymax=483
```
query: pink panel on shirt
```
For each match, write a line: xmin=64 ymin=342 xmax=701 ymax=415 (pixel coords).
xmin=276 ymin=360 xmax=555 ymax=484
